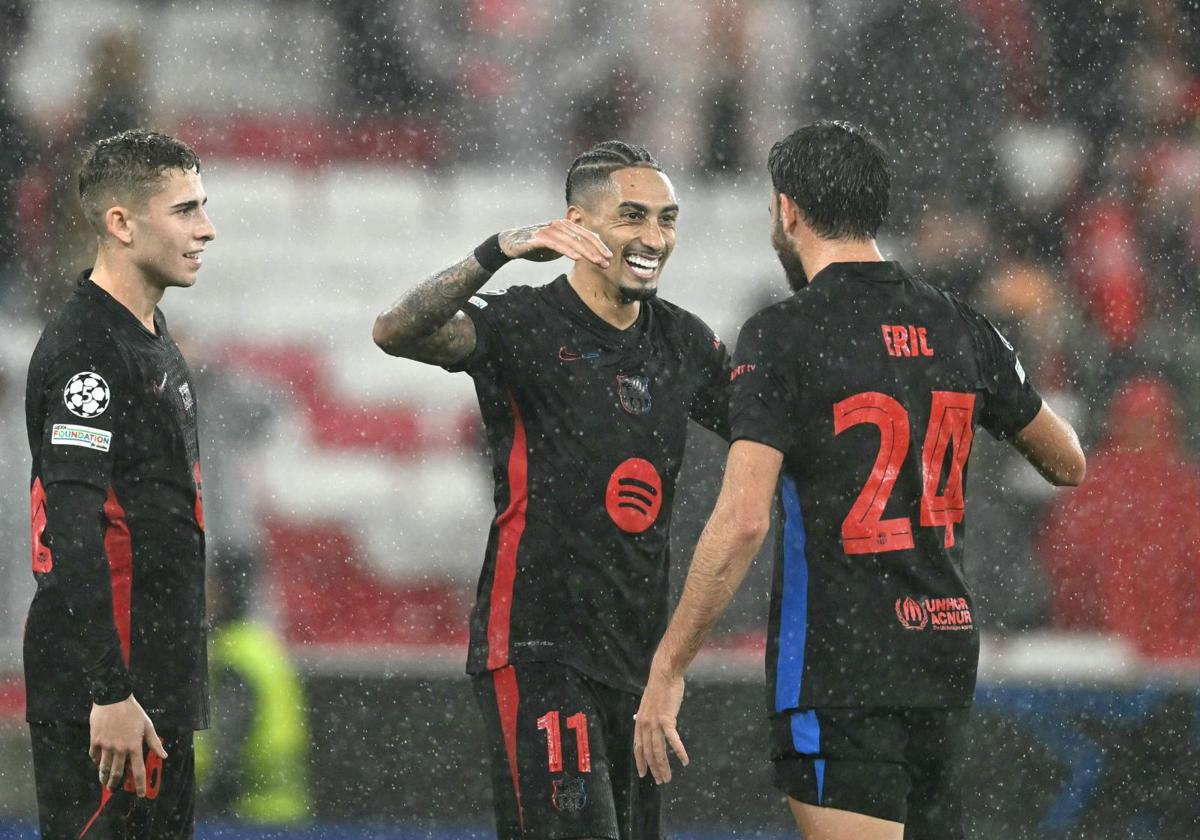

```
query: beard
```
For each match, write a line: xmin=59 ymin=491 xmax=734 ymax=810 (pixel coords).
xmin=618 ymin=283 xmax=659 ymax=304
xmin=772 ymin=215 xmax=808 ymax=292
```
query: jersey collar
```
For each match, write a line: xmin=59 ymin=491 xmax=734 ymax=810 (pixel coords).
xmin=809 ymin=260 xmax=907 ymax=285
xmin=550 ymin=274 xmax=650 ymax=340
xmin=76 ymin=270 xmax=165 ymax=340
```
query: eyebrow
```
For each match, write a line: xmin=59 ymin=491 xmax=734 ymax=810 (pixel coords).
xmin=170 ymin=196 xmax=208 ymax=211
xmin=617 ymin=201 xmax=680 ymax=215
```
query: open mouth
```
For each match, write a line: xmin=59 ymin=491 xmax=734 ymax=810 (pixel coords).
xmin=184 ymin=250 xmax=204 ymax=267
xmin=623 ymin=252 xmax=661 ymax=280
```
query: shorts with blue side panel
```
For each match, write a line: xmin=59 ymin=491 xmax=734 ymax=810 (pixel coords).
xmin=770 ymin=705 xmax=968 ymax=839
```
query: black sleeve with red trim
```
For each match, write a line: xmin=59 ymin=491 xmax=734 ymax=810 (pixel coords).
xmin=729 ymin=307 xmax=797 ymax=454
xmin=688 ymin=319 xmax=732 ymax=440
xmin=42 ymin=482 xmax=133 ymax=705
xmin=958 ymin=305 xmax=1044 ymax=440
xmin=36 ymin=342 xmax=132 ymax=705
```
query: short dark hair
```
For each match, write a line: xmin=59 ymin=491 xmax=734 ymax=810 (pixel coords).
xmin=768 ymin=121 xmax=891 ymax=240
xmin=565 ymin=140 xmax=663 ymax=207
xmin=78 ymin=129 xmax=201 ymax=233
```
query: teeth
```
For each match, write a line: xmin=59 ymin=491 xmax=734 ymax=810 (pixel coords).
xmin=625 ymin=255 xmax=660 ymax=270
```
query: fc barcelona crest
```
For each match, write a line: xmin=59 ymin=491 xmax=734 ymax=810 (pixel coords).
xmin=616 ymin=374 xmax=652 ymax=416
xmin=552 ymin=775 xmax=588 ymax=813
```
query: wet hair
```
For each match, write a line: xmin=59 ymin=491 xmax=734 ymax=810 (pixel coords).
xmin=768 ymin=121 xmax=891 ymax=240
xmin=78 ymin=129 xmax=201 ymax=233
xmin=565 ymin=140 xmax=663 ymax=207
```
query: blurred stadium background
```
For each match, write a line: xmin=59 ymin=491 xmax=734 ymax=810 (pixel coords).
xmin=0 ymin=0 xmax=1198 ymax=836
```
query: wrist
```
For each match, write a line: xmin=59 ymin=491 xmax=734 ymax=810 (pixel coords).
xmin=474 ymin=233 xmax=512 ymax=274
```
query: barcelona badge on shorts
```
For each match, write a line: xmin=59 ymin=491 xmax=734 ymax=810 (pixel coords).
xmin=552 ymin=774 xmax=587 ymax=813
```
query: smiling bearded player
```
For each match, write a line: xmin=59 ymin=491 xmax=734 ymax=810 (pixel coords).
xmin=373 ymin=141 xmax=730 ymax=839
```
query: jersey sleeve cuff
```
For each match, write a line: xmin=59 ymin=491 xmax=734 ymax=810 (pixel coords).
xmin=442 ymin=300 xmax=488 ymax=374
xmin=730 ymin=430 xmax=790 ymax=454
xmin=86 ymin=646 xmax=133 ymax=706
xmin=989 ymin=389 xmax=1044 ymax=441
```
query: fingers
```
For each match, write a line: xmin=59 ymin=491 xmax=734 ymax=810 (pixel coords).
xmin=558 ymin=221 xmax=612 ymax=267
xmin=634 ymin=716 xmax=685 ymax=785
xmin=532 ymin=220 xmax=612 ymax=267
xmin=666 ymin=728 xmax=690 ymax=769
xmin=144 ymin=721 xmax=168 ymax=760
xmin=107 ymin=750 xmax=127 ymax=791
xmin=129 ymin=749 xmax=147 ymax=797
xmin=96 ymin=747 xmax=113 ymax=785
xmin=89 ymin=741 xmax=101 ymax=766
xmin=649 ymin=722 xmax=673 ymax=784
xmin=633 ymin=717 xmax=649 ymax=779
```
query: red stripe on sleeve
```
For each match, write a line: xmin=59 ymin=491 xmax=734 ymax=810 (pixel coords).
xmin=30 ymin=477 xmax=52 ymax=574
xmin=102 ymin=489 xmax=133 ymax=666
xmin=192 ymin=462 xmax=205 ymax=532
xmin=486 ymin=394 xmax=528 ymax=670
xmin=493 ymin=666 xmax=524 ymax=831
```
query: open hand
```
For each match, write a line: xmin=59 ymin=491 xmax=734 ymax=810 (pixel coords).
xmin=499 ymin=220 xmax=612 ymax=267
xmin=633 ymin=669 xmax=689 ymax=784
xmin=89 ymin=695 xmax=168 ymax=797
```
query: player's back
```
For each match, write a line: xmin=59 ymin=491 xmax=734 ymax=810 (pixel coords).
xmin=731 ymin=261 xmax=1042 ymax=712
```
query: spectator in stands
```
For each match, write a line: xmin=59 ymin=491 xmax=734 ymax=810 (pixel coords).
xmin=1039 ymin=376 xmax=1200 ymax=660
xmin=39 ymin=30 xmax=150 ymax=319
xmin=805 ymin=0 xmax=1004 ymax=232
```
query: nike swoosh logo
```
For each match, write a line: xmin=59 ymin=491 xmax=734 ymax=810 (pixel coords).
xmin=558 ymin=346 xmax=601 ymax=363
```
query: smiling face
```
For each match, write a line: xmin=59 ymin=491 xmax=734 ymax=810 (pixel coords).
xmin=570 ymin=167 xmax=678 ymax=303
xmin=127 ymin=168 xmax=215 ymax=290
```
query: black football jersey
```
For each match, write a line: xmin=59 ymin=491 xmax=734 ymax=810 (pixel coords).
xmin=730 ymin=262 xmax=1042 ymax=711
xmin=24 ymin=274 xmax=208 ymax=729
xmin=449 ymin=274 xmax=729 ymax=693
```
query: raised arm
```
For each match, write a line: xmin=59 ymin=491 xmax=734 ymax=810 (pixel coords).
xmin=372 ymin=221 xmax=613 ymax=367
xmin=1012 ymin=401 xmax=1086 ymax=487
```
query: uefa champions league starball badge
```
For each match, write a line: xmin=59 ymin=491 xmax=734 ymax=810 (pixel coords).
xmin=63 ymin=372 xmax=110 ymax=419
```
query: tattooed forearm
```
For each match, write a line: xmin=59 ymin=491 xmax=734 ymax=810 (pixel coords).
xmin=372 ymin=253 xmax=491 ymax=362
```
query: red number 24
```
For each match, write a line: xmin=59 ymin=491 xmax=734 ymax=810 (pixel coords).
xmin=833 ymin=391 xmax=975 ymax=554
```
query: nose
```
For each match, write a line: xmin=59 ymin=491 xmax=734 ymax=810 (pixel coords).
xmin=197 ymin=208 xmax=216 ymax=243
xmin=639 ymin=219 xmax=666 ymax=251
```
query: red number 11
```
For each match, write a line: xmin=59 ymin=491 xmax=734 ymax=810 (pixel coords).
xmin=536 ymin=711 xmax=591 ymax=773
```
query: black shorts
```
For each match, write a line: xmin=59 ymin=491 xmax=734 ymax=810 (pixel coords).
xmin=472 ymin=663 xmax=662 ymax=840
xmin=770 ymin=706 xmax=969 ymax=838
xmin=29 ymin=722 xmax=195 ymax=840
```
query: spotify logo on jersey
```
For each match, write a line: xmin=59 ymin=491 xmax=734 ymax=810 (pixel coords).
xmin=605 ymin=458 xmax=663 ymax=534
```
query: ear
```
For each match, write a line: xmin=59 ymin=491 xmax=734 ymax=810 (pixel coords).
xmin=104 ymin=205 xmax=135 ymax=245
xmin=777 ymin=192 xmax=801 ymax=234
xmin=565 ymin=204 xmax=586 ymax=224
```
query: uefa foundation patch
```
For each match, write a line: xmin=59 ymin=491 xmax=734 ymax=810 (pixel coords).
xmin=51 ymin=423 xmax=112 ymax=452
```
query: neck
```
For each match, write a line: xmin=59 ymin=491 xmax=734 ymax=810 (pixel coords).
xmin=801 ymin=237 xmax=885 ymax=285
xmin=567 ymin=266 xmax=641 ymax=330
xmin=89 ymin=248 xmax=163 ymax=332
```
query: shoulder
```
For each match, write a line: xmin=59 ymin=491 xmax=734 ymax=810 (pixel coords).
xmin=649 ymin=297 xmax=722 ymax=347
xmin=32 ymin=312 xmax=129 ymax=383
xmin=737 ymin=296 xmax=813 ymax=345
xmin=465 ymin=282 xmax=540 ymax=312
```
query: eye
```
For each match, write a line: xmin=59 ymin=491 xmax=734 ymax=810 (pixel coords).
xmin=661 ymin=215 xmax=678 ymax=228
